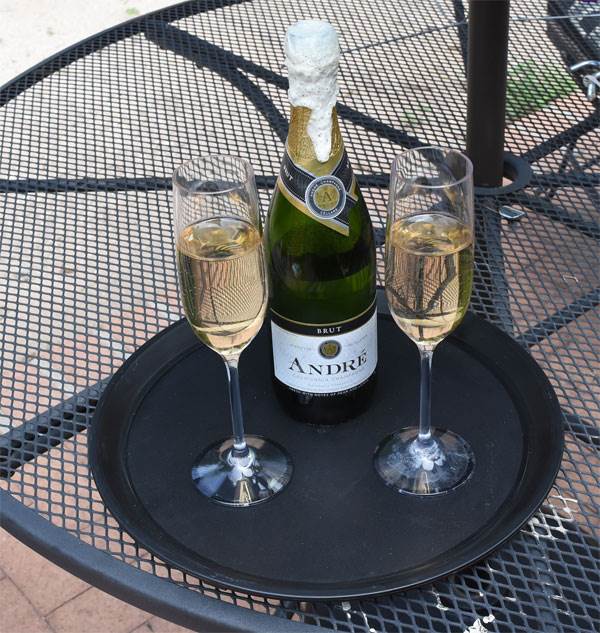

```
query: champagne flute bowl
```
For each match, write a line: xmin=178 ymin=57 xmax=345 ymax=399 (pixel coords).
xmin=375 ymin=146 xmax=475 ymax=495
xmin=173 ymin=155 xmax=293 ymax=506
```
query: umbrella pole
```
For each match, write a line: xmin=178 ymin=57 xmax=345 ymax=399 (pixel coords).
xmin=466 ymin=0 xmax=511 ymax=187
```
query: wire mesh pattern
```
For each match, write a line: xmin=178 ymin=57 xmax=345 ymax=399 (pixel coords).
xmin=1 ymin=1 xmax=599 ymax=631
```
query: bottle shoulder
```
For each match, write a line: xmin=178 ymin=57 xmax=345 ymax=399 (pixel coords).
xmin=267 ymin=186 xmax=373 ymax=250
xmin=266 ymin=189 xmax=376 ymax=322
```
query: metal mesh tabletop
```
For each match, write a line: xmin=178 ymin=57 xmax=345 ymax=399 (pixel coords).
xmin=1 ymin=1 xmax=598 ymax=631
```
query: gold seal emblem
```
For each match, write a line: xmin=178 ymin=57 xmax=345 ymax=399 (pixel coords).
xmin=306 ymin=175 xmax=346 ymax=220
xmin=319 ymin=340 xmax=341 ymax=359
xmin=313 ymin=183 xmax=340 ymax=211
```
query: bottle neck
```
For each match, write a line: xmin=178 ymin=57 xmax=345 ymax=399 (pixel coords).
xmin=287 ymin=106 xmax=344 ymax=176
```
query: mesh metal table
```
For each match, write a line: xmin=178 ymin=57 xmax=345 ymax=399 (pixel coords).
xmin=1 ymin=1 xmax=599 ymax=631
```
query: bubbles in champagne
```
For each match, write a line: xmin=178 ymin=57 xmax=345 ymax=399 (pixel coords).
xmin=177 ymin=217 xmax=267 ymax=356
xmin=386 ymin=213 xmax=473 ymax=346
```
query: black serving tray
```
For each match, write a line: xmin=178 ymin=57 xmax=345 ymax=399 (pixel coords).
xmin=89 ymin=307 xmax=563 ymax=601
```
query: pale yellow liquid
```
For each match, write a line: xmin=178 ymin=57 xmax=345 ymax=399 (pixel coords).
xmin=386 ymin=213 xmax=473 ymax=345
xmin=177 ymin=217 xmax=267 ymax=356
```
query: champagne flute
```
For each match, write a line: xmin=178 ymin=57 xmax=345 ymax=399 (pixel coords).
xmin=173 ymin=156 xmax=292 ymax=506
xmin=375 ymin=147 xmax=475 ymax=495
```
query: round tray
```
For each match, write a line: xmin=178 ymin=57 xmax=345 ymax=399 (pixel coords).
xmin=88 ymin=309 xmax=563 ymax=600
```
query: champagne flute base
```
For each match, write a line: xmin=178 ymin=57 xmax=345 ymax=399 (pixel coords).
xmin=374 ymin=428 xmax=474 ymax=495
xmin=191 ymin=435 xmax=292 ymax=507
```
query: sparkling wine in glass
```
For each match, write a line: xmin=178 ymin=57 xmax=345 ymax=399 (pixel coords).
xmin=173 ymin=156 xmax=292 ymax=506
xmin=375 ymin=146 xmax=475 ymax=495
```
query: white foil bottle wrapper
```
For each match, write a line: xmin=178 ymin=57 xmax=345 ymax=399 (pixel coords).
xmin=285 ymin=20 xmax=340 ymax=163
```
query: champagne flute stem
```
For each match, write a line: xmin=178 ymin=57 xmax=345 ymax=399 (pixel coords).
xmin=223 ymin=355 xmax=250 ymax=459
xmin=418 ymin=348 xmax=434 ymax=442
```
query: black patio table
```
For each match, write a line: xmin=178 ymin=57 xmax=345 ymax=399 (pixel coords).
xmin=1 ymin=1 xmax=598 ymax=631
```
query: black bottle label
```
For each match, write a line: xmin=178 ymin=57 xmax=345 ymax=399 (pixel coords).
xmin=277 ymin=147 xmax=357 ymax=236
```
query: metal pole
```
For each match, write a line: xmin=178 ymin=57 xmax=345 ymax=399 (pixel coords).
xmin=466 ymin=0 xmax=511 ymax=188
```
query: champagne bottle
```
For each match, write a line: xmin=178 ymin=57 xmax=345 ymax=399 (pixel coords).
xmin=266 ymin=20 xmax=377 ymax=424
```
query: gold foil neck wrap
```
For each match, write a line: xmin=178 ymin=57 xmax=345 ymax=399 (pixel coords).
xmin=287 ymin=106 xmax=343 ymax=175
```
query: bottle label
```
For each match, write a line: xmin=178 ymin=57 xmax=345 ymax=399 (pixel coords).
xmin=277 ymin=147 xmax=357 ymax=237
xmin=271 ymin=301 xmax=377 ymax=395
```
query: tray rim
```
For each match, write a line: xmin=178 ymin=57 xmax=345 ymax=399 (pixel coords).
xmin=88 ymin=308 xmax=564 ymax=601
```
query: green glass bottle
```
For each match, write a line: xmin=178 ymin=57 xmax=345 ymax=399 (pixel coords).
xmin=266 ymin=20 xmax=377 ymax=425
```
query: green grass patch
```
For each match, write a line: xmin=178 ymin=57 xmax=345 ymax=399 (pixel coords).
xmin=506 ymin=60 xmax=577 ymax=121
xmin=399 ymin=103 xmax=434 ymax=128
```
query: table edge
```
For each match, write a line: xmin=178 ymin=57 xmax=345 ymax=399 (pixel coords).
xmin=0 ymin=491 xmax=317 ymax=633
